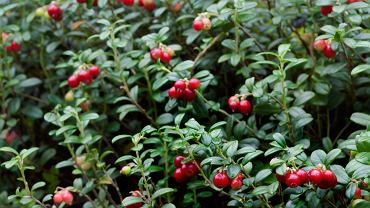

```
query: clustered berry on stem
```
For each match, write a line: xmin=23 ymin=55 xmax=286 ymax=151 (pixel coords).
xmin=47 ymin=2 xmax=63 ymax=21
xmin=168 ymin=78 xmax=201 ymax=101
xmin=193 ymin=15 xmax=212 ymax=31
xmin=118 ymin=0 xmax=135 ymax=6
xmin=228 ymin=95 xmax=252 ymax=115
xmin=67 ymin=65 xmax=100 ymax=88
xmin=213 ymin=170 xmax=243 ymax=189
xmin=173 ymin=156 xmax=200 ymax=182
xmin=76 ymin=0 xmax=98 ymax=6
xmin=150 ymin=45 xmax=174 ymax=64
xmin=138 ymin=0 xmax=156 ymax=12
xmin=53 ymin=189 xmax=73 ymax=205
xmin=313 ymin=39 xmax=336 ymax=58
xmin=320 ymin=1 xmax=362 ymax=16
xmin=276 ymin=166 xmax=337 ymax=189
xmin=2 ymin=32 xmax=21 ymax=52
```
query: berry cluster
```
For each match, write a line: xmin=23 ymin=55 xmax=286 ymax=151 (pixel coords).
xmin=53 ymin=189 xmax=73 ymax=205
xmin=228 ymin=96 xmax=252 ymax=115
xmin=47 ymin=2 xmax=63 ymax=21
xmin=67 ymin=65 xmax=101 ymax=88
xmin=313 ymin=39 xmax=336 ymax=58
xmin=138 ymin=0 xmax=156 ymax=12
xmin=150 ymin=46 xmax=174 ymax=64
xmin=125 ymin=190 xmax=142 ymax=208
xmin=168 ymin=78 xmax=201 ymax=101
xmin=193 ymin=16 xmax=212 ymax=31
xmin=276 ymin=167 xmax=337 ymax=189
xmin=2 ymin=32 xmax=21 ymax=52
xmin=173 ymin=156 xmax=200 ymax=183
xmin=213 ymin=171 xmax=244 ymax=190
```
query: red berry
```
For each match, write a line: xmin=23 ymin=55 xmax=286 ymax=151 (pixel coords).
xmin=174 ymin=168 xmax=186 ymax=182
xmin=296 ymin=169 xmax=308 ymax=184
xmin=138 ymin=0 xmax=144 ymax=6
xmin=276 ymin=173 xmax=285 ymax=183
xmin=53 ymin=193 xmax=63 ymax=204
xmin=348 ymin=0 xmax=361 ymax=3
xmin=228 ymin=96 xmax=240 ymax=112
xmin=354 ymin=187 xmax=362 ymax=198
xmin=160 ymin=52 xmax=172 ymax=64
xmin=78 ymin=70 xmax=93 ymax=84
xmin=150 ymin=48 xmax=162 ymax=60
xmin=193 ymin=18 xmax=204 ymax=31
xmin=213 ymin=171 xmax=231 ymax=188
xmin=318 ymin=170 xmax=337 ymax=189
xmin=93 ymin=0 xmax=98 ymax=6
xmin=231 ymin=177 xmax=243 ymax=190
xmin=5 ymin=41 xmax=21 ymax=52
xmin=180 ymin=161 xmax=199 ymax=178
xmin=313 ymin=39 xmax=328 ymax=51
xmin=182 ymin=88 xmax=196 ymax=101
xmin=48 ymin=3 xmax=63 ymax=21
xmin=126 ymin=190 xmax=142 ymax=208
xmin=188 ymin=78 xmax=201 ymax=90
xmin=80 ymin=100 xmax=91 ymax=112
xmin=168 ymin=87 xmax=182 ymax=98
xmin=68 ymin=75 xmax=80 ymax=88
xmin=174 ymin=80 xmax=186 ymax=90
xmin=308 ymin=168 xmax=323 ymax=185
xmin=60 ymin=190 xmax=73 ymax=205
xmin=174 ymin=156 xmax=185 ymax=168
xmin=119 ymin=0 xmax=134 ymax=6
xmin=202 ymin=18 xmax=212 ymax=31
xmin=323 ymin=44 xmax=336 ymax=58
xmin=321 ymin=5 xmax=333 ymax=16
xmin=238 ymin=100 xmax=252 ymax=115
xmin=361 ymin=181 xmax=368 ymax=188
xmin=143 ymin=0 xmax=155 ymax=11
xmin=5 ymin=130 xmax=18 ymax=144
xmin=285 ymin=173 xmax=301 ymax=188
xmin=76 ymin=0 xmax=86 ymax=3
xmin=88 ymin=65 xmax=100 ymax=77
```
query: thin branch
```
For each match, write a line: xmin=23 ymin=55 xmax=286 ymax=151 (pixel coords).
xmin=194 ymin=33 xmax=223 ymax=64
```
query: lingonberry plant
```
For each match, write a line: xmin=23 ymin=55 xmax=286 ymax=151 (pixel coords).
xmin=0 ymin=0 xmax=369 ymax=207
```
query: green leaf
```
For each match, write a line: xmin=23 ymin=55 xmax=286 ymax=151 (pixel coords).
xmin=325 ymin=149 xmax=341 ymax=165
xmin=0 ymin=147 xmax=18 ymax=155
xmin=112 ymin=135 xmax=132 ymax=143
xmin=278 ymin=44 xmax=290 ymax=57
xmin=20 ymin=147 xmax=38 ymax=160
xmin=115 ymin=155 xmax=135 ymax=164
xmin=273 ymin=133 xmax=286 ymax=148
xmin=156 ymin=113 xmax=174 ymax=125
xmin=227 ymin=164 xmax=241 ymax=179
xmin=330 ymin=165 xmax=350 ymax=184
xmin=255 ymin=169 xmax=272 ymax=183
xmin=350 ymin=113 xmax=370 ymax=127
xmin=311 ymin=150 xmax=326 ymax=166
xmin=173 ymin=60 xmax=194 ymax=71
xmin=81 ymin=113 xmax=99 ymax=121
xmin=162 ymin=203 xmax=176 ymax=208
xmin=19 ymin=78 xmax=42 ymax=88
xmin=152 ymin=188 xmax=175 ymax=199
xmin=31 ymin=182 xmax=46 ymax=191
xmin=351 ymin=64 xmax=370 ymax=75
xmin=226 ymin=141 xmax=238 ymax=157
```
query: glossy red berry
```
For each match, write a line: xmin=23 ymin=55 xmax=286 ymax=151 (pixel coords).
xmin=276 ymin=173 xmax=285 ymax=183
xmin=347 ymin=0 xmax=361 ymax=3
xmin=174 ymin=156 xmax=185 ymax=168
xmin=213 ymin=171 xmax=231 ymax=188
xmin=143 ymin=0 xmax=155 ymax=11
xmin=138 ymin=0 xmax=144 ymax=6
xmin=60 ymin=190 xmax=73 ymax=205
xmin=320 ymin=5 xmax=333 ymax=16
xmin=53 ymin=193 xmax=63 ymax=204
xmin=228 ymin=96 xmax=240 ymax=112
xmin=318 ymin=170 xmax=337 ymax=189
xmin=76 ymin=0 xmax=86 ymax=3
xmin=150 ymin=48 xmax=162 ymax=60
xmin=168 ymin=87 xmax=182 ymax=98
xmin=48 ymin=3 xmax=63 ymax=21
xmin=174 ymin=168 xmax=186 ymax=182
xmin=354 ymin=187 xmax=362 ymax=198
xmin=78 ymin=70 xmax=93 ymax=84
xmin=323 ymin=44 xmax=336 ymax=58
xmin=182 ymin=88 xmax=196 ymax=101
xmin=180 ymin=161 xmax=199 ymax=178
xmin=285 ymin=173 xmax=301 ymax=188
xmin=313 ymin=39 xmax=328 ymax=51
xmin=68 ymin=75 xmax=80 ymax=88
xmin=296 ymin=169 xmax=308 ymax=184
xmin=120 ymin=0 xmax=134 ymax=6
xmin=160 ymin=52 xmax=172 ymax=64
xmin=174 ymin=80 xmax=186 ymax=90
xmin=188 ymin=78 xmax=201 ymax=90
xmin=238 ymin=100 xmax=252 ymax=115
xmin=126 ymin=190 xmax=142 ymax=208
xmin=88 ymin=65 xmax=100 ymax=77
xmin=231 ymin=177 xmax=243 ymax=190
xmin=5 ymin=41 xmax=21 ymax=52
xmin=193 ymin=18 xmax=204 ymax=31
xmin=93 ymin=0 xmax=98 ymax=6
xmin=308 ymin=168 xmax=323 ymax=185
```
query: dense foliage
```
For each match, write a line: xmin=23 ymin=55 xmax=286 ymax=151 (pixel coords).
xmin=0 ymin=0 xmax=370 ymax=207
